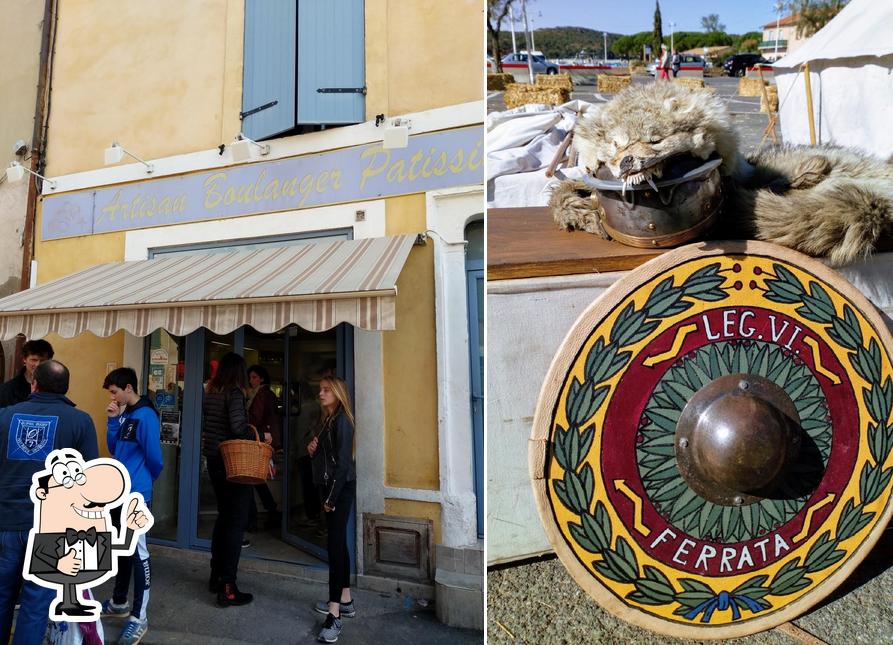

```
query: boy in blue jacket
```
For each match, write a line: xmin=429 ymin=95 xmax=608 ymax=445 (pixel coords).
xmin=101 ymin=368 xmax=162 ymax=645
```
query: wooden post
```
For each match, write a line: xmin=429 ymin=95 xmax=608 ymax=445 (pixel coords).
xmin=802 ymin=62 xmax=817 ymax=145
xmin=756 ymin=64 xmax=779 ymax=148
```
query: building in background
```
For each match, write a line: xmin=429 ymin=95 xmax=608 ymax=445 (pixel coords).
xmin=760 ymin=13 xmax=807 ymax=61
xmin=0 ymin=0 xmax=50 ymax=380
xmin=0 ymin=0 xmax=484 ymax=629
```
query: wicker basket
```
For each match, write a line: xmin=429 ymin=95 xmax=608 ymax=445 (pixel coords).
xmin=219 ymin=426 xmax=273 ymax=485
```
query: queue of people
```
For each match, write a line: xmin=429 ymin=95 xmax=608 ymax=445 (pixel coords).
xmin=0 ymin=341 xmax=359 ymax=644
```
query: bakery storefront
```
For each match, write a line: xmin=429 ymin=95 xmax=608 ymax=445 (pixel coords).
xmin=0 ymin=118 xmax=484 ymax=581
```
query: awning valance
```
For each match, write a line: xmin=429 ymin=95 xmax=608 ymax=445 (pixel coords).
xmin=0 ymin=235 xmax=415 ymax=340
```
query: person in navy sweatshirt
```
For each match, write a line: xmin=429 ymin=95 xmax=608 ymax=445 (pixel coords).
xmin=100 ymin=368 xmax=162 ymax=645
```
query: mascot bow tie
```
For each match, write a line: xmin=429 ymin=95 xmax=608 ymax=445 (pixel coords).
xmin=65 ymin=527 xmax=97 ymax=546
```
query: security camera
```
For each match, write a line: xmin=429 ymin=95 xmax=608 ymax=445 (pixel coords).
xmin=13 ymin=140 xmax=27 ymax=156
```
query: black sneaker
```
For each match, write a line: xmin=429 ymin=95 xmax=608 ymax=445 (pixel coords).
xmin=241 ymin=538 xmax=251 ymax=548
xmin=217 ymin=583 xmax=253 ymax=607
xmin=317 ymin=613 xmax=342 ymax=643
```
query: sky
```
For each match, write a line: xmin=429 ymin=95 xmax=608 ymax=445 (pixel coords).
xmin=518 ymin=0 xmax=785 ymax=36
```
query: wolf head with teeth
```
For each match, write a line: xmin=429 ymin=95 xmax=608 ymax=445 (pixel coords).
xmin=574 ymin=82 xmax=740 ymax=186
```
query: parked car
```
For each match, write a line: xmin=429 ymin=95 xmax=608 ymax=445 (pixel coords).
xmin=500 ymin=52 xmax=559 ymax=75
xmin=723 ymin=53 xmax=772 ymax=77
xmin=646 ymin=54 xmax=705 ymax=77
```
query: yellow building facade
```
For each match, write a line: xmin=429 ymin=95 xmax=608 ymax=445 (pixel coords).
xmin=5 ymin=0 xmax=484 ymax=629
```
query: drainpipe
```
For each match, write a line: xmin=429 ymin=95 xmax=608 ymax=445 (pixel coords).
xmin=16 ymin=0 xmax=55 ymax=363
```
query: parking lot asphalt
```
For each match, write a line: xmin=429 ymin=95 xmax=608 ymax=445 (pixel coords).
xmin=485 ymin=75 xmax=893 ymax=644
xmin=487 ymin=76 xmax=773 ymax=154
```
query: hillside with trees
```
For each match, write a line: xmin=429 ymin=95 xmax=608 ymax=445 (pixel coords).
xmin=493 ymin=25 xmax=766 ymax=61
xmin=497 ymin=26 xmax=622 ymax=59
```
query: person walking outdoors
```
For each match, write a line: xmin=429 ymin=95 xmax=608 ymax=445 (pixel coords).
xmin=246 ymin=365 xmax=280 ymax=532
xmin=203 ymin=353 xmax=254 ymax=607
xmin=308 ymin=377 xmax=356 ymax=644
xmin=658 ymin=44 xmax=670 ymax=80
xmin=100 ymin=367 xmax=163 ymax=645
xmin=0 ymin=360 xmax=99 ymax=644
xmin=671 ymin=49 xmax=681 ymax=77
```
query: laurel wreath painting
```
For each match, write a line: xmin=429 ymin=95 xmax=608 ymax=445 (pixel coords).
xmin=550 ymin=261 xmax=893 ymax=623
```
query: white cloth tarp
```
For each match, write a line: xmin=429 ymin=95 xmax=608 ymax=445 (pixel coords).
xmin=773 ymin=0 xmax=893 ymax=159
xmin=487 ymin=100 xmax=600 ymax=208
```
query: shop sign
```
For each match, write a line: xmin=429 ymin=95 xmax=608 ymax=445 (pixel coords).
xmin=41 ymin=126 xmax=483 ymax=241
xmin=150 ymin=348 xmax=169 ymax=364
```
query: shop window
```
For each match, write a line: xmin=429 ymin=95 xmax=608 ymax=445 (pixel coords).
xmin=242 ymin=0 xmax=365 ymax=141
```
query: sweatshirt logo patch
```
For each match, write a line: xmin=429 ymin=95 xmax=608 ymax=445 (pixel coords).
xmin=119 ymin=418 xmax=139 ymax=442
xmin=8 ymin=414 xmax=58 ymax=460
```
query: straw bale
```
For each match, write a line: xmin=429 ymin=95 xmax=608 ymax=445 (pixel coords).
xmin=536 ymin=73 xmax=573 ymax=90
xmin=738 ymin=77 xmax=767 ymax=97
xmin=597 ymin=75 xmax=631 ymax=93
xmin=487 ymin=73 xmax=514 ymax=91
xmin=761 ymin=85 xmax=779 ymax=113
xmin=503 ymin=83 xmax=571 ymax=109
xmin=673 ymin=77 xmax=705 ymax=90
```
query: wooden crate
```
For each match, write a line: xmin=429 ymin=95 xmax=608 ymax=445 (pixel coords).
xmin=487 ymin=73 xmax=514 ymax=91
xmin=503 ymin=83 xmax=571 ymax=109
xmin=597 ymin=75 xmax=632 ymax=93
xmin=738 ymin=77 xmax=767 ymax=97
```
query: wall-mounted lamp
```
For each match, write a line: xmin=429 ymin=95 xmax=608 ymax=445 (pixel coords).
xmin=6 ymin=161 xmax=56 ymax=190
xmin=229 ymin=133 xmax=270 ymax=162
xmin=104 ymin=142 xmax=154 ymax=173
xmin=382 ymin=117 xmax=411 ymax=150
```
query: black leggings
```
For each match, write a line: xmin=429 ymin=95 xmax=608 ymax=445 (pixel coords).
xmin=207 ymin=456 xmax=253 ymax=583
xmin=323 ymin=480 xmax=356 ymax=603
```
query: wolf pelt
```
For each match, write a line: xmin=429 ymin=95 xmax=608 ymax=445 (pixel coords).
xmin=550 ymin=82 xmax=893 ymax=265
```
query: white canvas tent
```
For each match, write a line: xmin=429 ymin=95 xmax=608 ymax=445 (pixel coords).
xmin=773 ymin=0 xmax=893 ymax=159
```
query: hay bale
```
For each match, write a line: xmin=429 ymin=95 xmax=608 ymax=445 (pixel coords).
xmin=673 ymin=77 xmax=705 ymax=90
xmin=738 ymin=77 xmax=767 ymax=97
xmin=536 ymin=73 xmax=573 ymax=90
xmin=761 ymin=85 xmax=779 ymax=113
xmin=503 ymin=83 xmax=571 ymax=109
xmin=487 ymin=73 xmax=514 ymax=91
xmin=597 ymin=75 xmax=631 ymax=93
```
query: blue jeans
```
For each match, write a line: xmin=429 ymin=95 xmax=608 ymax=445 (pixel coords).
xmin=0 ymin=529 xmax=55 ymax=644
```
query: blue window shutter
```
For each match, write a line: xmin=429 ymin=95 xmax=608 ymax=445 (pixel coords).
xmin=242 ymin=0 xmax=297 ymax=140
xmin=297 ymin=0 xmax=365 ymax=125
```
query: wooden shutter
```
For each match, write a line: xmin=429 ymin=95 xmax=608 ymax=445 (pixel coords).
xmin=242 ymin=0 xmax=297 ymax=140
xmin=297 ymin=0 xmax=365 ymax=125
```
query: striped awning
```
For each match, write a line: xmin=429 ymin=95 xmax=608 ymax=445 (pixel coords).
xmin=0 ymin=235 xmax=415 ymax=340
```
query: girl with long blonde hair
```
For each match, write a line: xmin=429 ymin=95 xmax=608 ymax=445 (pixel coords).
xmin=307 ymin=376 xmax=356 ymax=643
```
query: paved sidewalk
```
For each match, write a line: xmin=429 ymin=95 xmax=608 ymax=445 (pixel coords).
xmin=91 ymin=546 xmax=482 ymax=644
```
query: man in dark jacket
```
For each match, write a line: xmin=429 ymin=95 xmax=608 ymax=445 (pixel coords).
xmin=0 ymin=339 xmax=54 ymax=409
xmin=0 ymin=359 xmax=98 ymax=644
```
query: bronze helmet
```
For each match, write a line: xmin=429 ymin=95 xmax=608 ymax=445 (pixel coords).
xmin=580 ymin=156 xmax=724 ymax=248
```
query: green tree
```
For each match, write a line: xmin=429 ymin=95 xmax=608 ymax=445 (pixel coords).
xmin=700 ymin=14 xmax=726 ymax=32
xmin=487 ymin=0 xmax=518 ymax=72
xmin=791 ymin=0 xmax=849 ymax=37
xmin=652 ymin=1 xmax=664 ymax=59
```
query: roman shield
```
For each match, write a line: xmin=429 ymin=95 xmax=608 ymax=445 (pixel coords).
xmin=530 ymin=241 xmax=893 ymax=639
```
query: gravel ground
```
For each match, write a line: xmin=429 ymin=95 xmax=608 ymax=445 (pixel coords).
xmin=487 ymin=528 xmax=893 ymax=644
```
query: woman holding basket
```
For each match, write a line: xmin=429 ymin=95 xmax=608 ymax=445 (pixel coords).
xmin=308 ymin=376 xmax=356 ymax=643
xmin=202 ymin=352 xmax=254 ymax=607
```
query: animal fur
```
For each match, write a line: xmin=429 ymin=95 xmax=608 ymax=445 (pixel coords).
xmin=551 ymin=82 xmax=893 ymax=265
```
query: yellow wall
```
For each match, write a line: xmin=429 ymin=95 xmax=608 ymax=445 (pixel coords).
xmin=365 ymin=0 xmax=484 ymax=119
xmin=383 ymin=194 xmax=439 ymax=490
xmin=385 ymin=498 xmax=442 ymax=546
xmin=35 ymin=231 xmax=128 ymax=454
xmin=45 ymin=0 xmax=244 ymax=177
